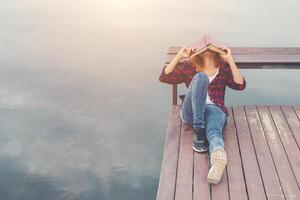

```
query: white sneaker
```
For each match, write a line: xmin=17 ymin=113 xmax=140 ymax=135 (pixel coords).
xmin=207 ymin=147 xmax=227 ymax=184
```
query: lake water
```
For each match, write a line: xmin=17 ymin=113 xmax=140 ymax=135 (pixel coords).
xmin=0 ymin=1 xmax=299 ymax=199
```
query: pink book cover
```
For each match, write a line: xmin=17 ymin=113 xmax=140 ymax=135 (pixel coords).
xmin=180 ymin=34 xmax=227 ymax=61
xmin=187 ymin=34 xmax=226 ymax=50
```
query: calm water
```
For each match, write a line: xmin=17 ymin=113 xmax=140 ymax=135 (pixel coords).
xmin=0 ymin=1 xmax=300 ymax=199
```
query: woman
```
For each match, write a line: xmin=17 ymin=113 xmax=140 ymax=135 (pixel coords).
xmin=159 ymin=46 xmax=246 ymax=184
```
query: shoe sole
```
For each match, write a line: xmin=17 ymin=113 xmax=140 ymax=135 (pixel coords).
xmin=193 ymin=146 xmax=208 ymax=153
xmin=207 ymin=148 xmax=227 ymax=184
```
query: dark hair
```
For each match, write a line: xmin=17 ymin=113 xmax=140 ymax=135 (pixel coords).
xmin=190 ymin=49 xmax=222 ymax=71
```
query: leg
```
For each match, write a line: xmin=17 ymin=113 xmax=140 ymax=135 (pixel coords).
xmin=204 ymin=104 xmax=228 ymax=184
xmin=180 ymin=72 xmax=209 ymax=129
xmin=180 ymin=72 xmax=209 ymax=152
xmin=204 ymin=104 xmax=228 ymax=156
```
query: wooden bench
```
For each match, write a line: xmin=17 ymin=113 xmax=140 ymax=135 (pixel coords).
xmin=157 ymin=47 xmax=300 ymax=200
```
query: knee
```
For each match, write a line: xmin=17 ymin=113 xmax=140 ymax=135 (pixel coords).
xmin=192 ymin=72 xmax=209 ymax=83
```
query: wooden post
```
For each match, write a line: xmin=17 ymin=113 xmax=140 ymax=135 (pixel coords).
xmin=172 ymin=84 xmax=177 ymax=105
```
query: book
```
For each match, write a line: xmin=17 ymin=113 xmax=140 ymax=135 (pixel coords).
xmin=187 ymin=34 xmax=227 ymax=58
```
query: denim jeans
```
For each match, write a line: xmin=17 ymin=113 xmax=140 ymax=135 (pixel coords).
xmin=180 ymin=72 xmax=228 ymax=156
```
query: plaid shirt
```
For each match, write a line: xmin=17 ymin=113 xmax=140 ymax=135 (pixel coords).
xmin=158 ymin=60 xmax=246 ymax=116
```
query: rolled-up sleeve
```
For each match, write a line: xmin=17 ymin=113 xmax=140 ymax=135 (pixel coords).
xmin=158 ymin=61 xmax=187 ymax=84
xmin=225 ymin=64 xmax=246 ymax=90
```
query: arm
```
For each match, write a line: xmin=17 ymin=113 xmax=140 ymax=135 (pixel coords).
xmin=159 ymin=47 xmax=194 ymax=84
xmin=225 ymin=62 xmax=246 ymax=90
xmin=221 ymin=47 xmax=246 ymax=90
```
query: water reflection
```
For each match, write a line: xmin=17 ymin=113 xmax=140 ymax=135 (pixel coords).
xmin=0 ymin=63 xmax=164 ymax=199
xmin=0 ymin=0 xmax=299 ymax=199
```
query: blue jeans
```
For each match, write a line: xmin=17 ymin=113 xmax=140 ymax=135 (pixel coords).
xmin=180 ymin=72 xmax=228 ymax=156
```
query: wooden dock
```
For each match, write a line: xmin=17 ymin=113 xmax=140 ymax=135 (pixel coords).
xmin=157 ymin=104 xmax=300 ymax=200
xmin=157 ymin=47 xmax=300 ymax=200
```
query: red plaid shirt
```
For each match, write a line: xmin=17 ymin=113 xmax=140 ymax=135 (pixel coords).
xmin=158 ymin=60 xmax=246 ymax=116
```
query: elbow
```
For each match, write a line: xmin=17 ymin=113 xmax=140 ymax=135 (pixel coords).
xmin=159 ymin=75 xmax=173 ymax=84
xmin=227 ymin=78 xmax=246 ymax=90
xmin=240 ymin=84 xmax=246 ymax=90
xmin=158 ymin=71 xmax=167 ymax=83
xmin=239 ymin=78 xmax=246 ymax=90
xmin=159 ymin=75 xmax=165 ymax=83
xmin=233 ymin=75 xmax=246 ymax=90
xmin=158 ymin=65 xmax=169 ymax=83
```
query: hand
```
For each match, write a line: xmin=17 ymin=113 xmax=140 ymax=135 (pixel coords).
xmin=220 ymin=46 xmax=234 ymax=63
xmin=178 ymin=47 xmax=196 ymax=58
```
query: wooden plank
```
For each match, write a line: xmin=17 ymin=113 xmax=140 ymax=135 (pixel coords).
xmin=166 ymin=54 xmax=300 ymax=64
xmin=293 ymin=105 xmax=300 ymax=119
xmin=211 ymin=154 xmax=230 ymax=199
xmin=281 ymin=105 xmax=300 ymax=150
xmin=175 ymin=120 xmax=194 ymax=200
xmin=211 ymin=108 xmax=230 ymax=200
xmin=268 ymin=105 xmax=300 ymax=187
xmin=224 ymin=107 xmax=248 ymax=200
xmin=257 ymin=105 xmax=300 ymax=199
xmin=230 ymin=55 xmax=300 ymax=64
xmin=245 ymin=105 xmax=284 ymax=199
xmin=233 ymin=105 xmax=267 ymax=200
xmin=172 ymin=84 xmax=177 ymax=105
xmin=193 ymin=142 xmax=211 ymax=200
xmin=167 ymin=47 xmax=300 ymax=55
xmin=166 ymin=47 xmax=300 ymax=64
xmin=157 ymin=105 xmax=182 ymax=200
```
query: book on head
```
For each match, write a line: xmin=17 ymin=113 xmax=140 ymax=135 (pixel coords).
xmin=187 ymin=34 xmax=227 ymax=58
